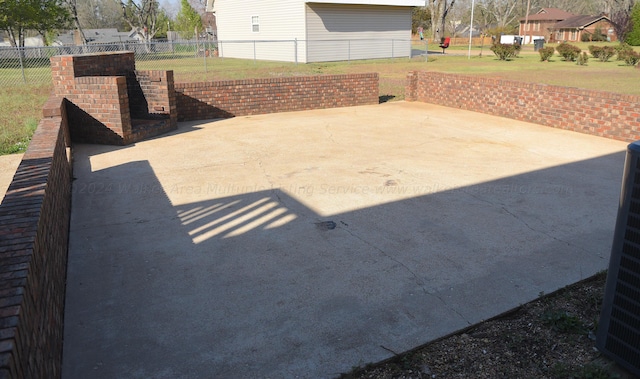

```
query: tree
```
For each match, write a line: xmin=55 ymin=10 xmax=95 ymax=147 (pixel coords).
xmin=154 ymin=8 xmax=170 ymax=38
xmin=63 ymin=0 xmax=88 ymax=44
xmin=531 ymin=0 xmax=600 ymax=15
xmin=611 ymin=7 xmax=634 ymax=42
xmin=76 ymin=0 xmax=129 ymax=30
xmin=0 ymin=0 xmax=70 ymax=47
xmin=174 ymin=0 xmax=202 ymax=39
xmin=428 ymin=0 xmax=457 ymax=40
xmin=412 ymin=6 xmax=431 ymax=34
xmin=121 ymin=0 xmax=163 ymax=44
xmin=477 ymin=0 xmax=520 ymax=29
xmin=626 ymin=1 xmax=640 ymax=45
xmin=597 ymin=0 xmax=636 ymax=15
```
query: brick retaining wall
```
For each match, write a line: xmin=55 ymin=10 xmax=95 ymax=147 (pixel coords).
xmin=4 ymin=65 xmax=638 ymax=378
xmin=406 ymin=71 xmax=640 ymax=142
xmin=175 ymin=73 xmax=380 ymax=121
xmin=0 ymin=96 xmax=72 ymax=378
xmin=51 ymin=52 xmax=176 ymax=145
xmin=0 ymin=68 xmax=378 ymax=379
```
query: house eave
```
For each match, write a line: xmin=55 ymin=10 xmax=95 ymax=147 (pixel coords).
xmin=304 ymin=0 xmax=424 ymax=6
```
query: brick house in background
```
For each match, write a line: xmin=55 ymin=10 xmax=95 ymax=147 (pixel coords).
xmin=551 ymin=14 xmax=617 ymax=42
xmin=519 ymin=8 xmax=575 ymax=42
xmin=519 ymin=7 xmax=617 ymax=43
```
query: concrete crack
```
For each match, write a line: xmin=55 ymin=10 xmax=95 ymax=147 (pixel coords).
xmin=460 ymin=188 xmax=596 ymax=256
xmin=340 ymin=226 xmax=425 ymax=292
xmin=338 ymin=224 xmax=473 ymax=325
xmin=255 ymin=156 xmax=287 ymax=207
xmin=427 ymin=290 xmax=472 ymax=326
xmin=324 ymin=123 xmax=339 ymax=145
xmin=459 ymin=188 xmax=498 ymax=207
xmin=499 ymin=206 xmax=575 ymax=248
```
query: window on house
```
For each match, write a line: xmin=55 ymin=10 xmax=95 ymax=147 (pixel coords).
xmin=571 ymin=30 xmax=577 ymax=40
xmin=534 ymin=21 xmax=540 ymax=31
xmin=252 ymin=16 xmax=259 ymax=32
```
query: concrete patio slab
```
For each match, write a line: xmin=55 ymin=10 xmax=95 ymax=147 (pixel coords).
xmin=63 ymin=102 xmax=627 ymax=378
xmin=0 ymin=153 xmax=22 ymax=200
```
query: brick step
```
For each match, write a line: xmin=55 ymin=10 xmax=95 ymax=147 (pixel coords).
xmin=131 ymin=117 xmax=175 ymax=142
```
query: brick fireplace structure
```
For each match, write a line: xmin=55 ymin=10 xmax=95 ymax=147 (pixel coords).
xmin=50 ymin=51 xmax=177 ymax=145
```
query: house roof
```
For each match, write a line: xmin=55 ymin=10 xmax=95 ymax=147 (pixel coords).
xmin=210 ymin=0 xmax=423 ymax=13
xmin=520 ymin=8 xmax=575 ymax=22
xmin=54 ymin=29 xmax=139 ymax=46
xmin=553 ymin=14 xmax=611 ymax=29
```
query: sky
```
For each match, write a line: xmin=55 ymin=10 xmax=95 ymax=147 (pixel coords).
xmin=160 ymin=0 xmax=208 ymax=18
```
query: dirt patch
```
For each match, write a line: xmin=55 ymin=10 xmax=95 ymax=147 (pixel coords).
xmin=341 ymin=272 xmax=636 ymax=379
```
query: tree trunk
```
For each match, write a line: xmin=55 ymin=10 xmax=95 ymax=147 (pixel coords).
xmin=73 ymin=16 xmax=88 ymax=45
xmin=439 ymin=0 xmax=456 ymax=41
xmin=4 ymin=28 xmax=18 ymax=47
xmin=429 ymin=0 xmax=439 ymax=40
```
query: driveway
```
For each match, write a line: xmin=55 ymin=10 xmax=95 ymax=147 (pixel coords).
xmin=63 ymin=102 xmax=627 ymax=378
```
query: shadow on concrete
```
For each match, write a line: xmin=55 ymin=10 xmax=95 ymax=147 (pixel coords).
xmin=63 ymin=146 xmax=625 ymax=378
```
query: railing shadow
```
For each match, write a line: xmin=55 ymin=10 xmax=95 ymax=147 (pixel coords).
xmin=63 ymin=143 xmax=626 ymax=379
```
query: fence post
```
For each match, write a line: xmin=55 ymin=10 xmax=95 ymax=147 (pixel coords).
xmin=294 ymin=38 xmax=298 ymax=65
xmin=203 ymin=37 xmax=207 ymax=72
xmin=392 ymin=39 xmax=394 ymax=59
xmin=348 ymin=40 xmax=351 ymax=63
xmin=253 ymin=40 xmax=256 ymax=64
xmin=425 ymin=39 xmax=428 ymax=62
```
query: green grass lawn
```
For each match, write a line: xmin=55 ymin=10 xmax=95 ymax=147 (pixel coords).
xmin=0 ymin=85 xmax=49 ymax=155
xmin=2 ymin=42 xmax=639 ymax=155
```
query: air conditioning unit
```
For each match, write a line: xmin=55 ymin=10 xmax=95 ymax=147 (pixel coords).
xmin=596 ymin=141 xmax=640 ymax=376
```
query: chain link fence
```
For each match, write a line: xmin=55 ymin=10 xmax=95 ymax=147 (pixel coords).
xmin=0 ymin=39 xmax=428 ymax=87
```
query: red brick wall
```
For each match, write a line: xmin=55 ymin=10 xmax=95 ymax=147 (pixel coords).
xmin=67 ymin=76 xmax=132 ymax=145
xmin=66 ymin=51 xmax=136 ymax=78
xmin=175 ymin=73 xmax=379 ymax=121
xmin=51 ymin=52 xmax=176 ymax=145
xmin=406 ymin=71 xmax=640 ymax=142
xmin=0 ymin=96 xmax=72 ymax=379
xmin=134 ymin=70 xmax=176 ymax=116
xmin=131 ymin=70 xmax=178 ymax=141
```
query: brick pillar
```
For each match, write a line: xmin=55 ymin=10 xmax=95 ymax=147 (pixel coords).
xmin=405 ymin=71 xmax=418 ymax=102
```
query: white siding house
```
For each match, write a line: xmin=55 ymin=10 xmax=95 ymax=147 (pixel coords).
xmin=213 ymin=0 xmax=423 ymax=63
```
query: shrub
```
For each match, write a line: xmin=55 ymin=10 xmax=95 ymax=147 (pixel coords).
xmin=589 ymin=45 xmax=616 ymax=61
xmin=576 ymin=52 xmax=589 ymax=65
xmin=588 ymin=45 xmax=603 ymax=58
xmin=593 ymin=27 xmax=608 ymax=41
xmin=623 ymin=50 xmax=640 ymax=66
xmin=490 ymin=43 xmax=521 ymax=60
xmin=538 ymin=46 xmax=555 ymax=61
xmin=600 ymin=46 xmax=616 ymax=61
xmin=615 ymin=43 xmax=634 ymax=60
xmin=556 ymin=42 xmax=581 ymax=61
